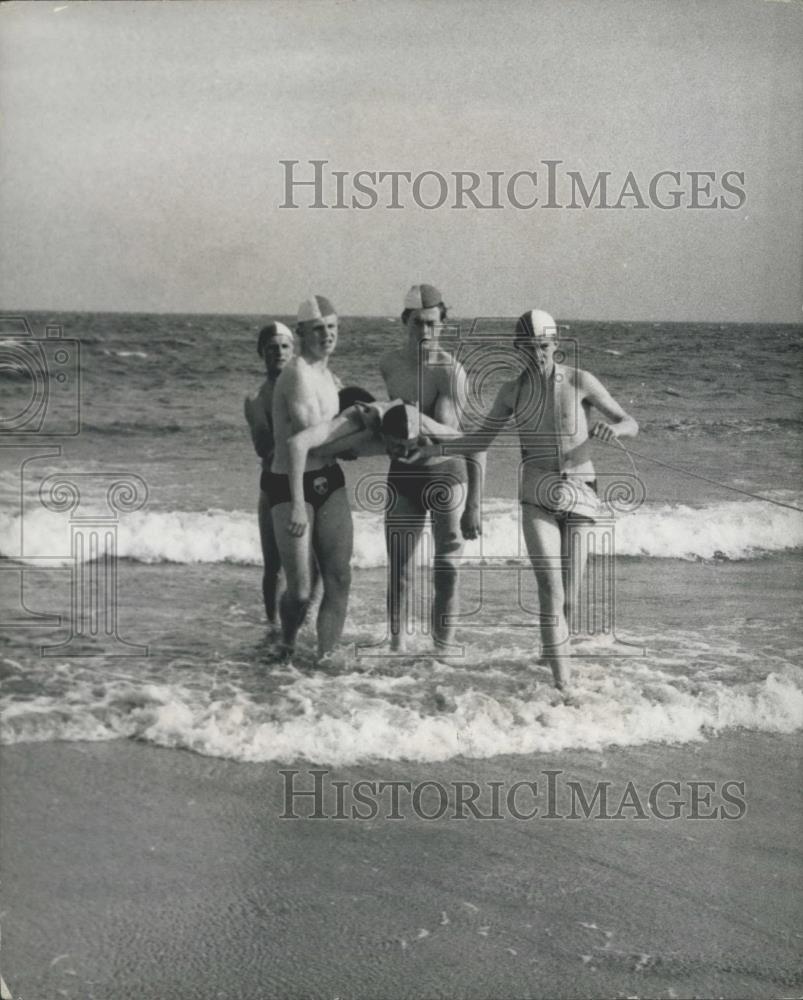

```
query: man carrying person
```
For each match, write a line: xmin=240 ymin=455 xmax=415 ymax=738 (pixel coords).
xmin=284 ymin=398 xmax=457 ymax=505
xmin=378 ymin=284 xmax=486 ymax=656
xmin=269 ymin=296 xmax=352 ymax=663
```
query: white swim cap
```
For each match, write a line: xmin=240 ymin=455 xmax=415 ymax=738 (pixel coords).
xmin=297 ymin=295 xmax=336 ymax=323
xmin=268 ymin=321 xmax=293 ymax=341
xmin=514 ymin=309 xmax=558 ymax=340
xmin=257 ymin=321 xmax=294 ymax=356
xmin=403 ymin=284 xmax=444 ymax=311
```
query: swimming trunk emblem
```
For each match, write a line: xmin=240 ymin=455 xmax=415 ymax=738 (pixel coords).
xmin=313 ymin=476 xmax=328 ymax=496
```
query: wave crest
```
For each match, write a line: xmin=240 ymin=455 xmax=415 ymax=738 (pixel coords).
xmin=1 ymin=497 xmax=801 ymax=565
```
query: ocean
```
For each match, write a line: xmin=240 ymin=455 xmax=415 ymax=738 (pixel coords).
xmin=1 ymin=313 xmax=802 ymax=765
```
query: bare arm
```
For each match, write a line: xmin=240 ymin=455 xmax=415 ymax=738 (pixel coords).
xmin=312 ymin=399 xmax=395 ymax=459
xmin=404 ymin=385 xmax=514 ymax=462
xmin=313 ymin=427 xmax=387 ymax=458
xmin=284 ymin=368 xmax=319 ymax=433
xmin=581 ymin=372 xmax=639 ymax=441
xmin=452 ymin=379 xmax=491 ymax=540
xmin=462 ymin=453 xmax=486 ymax=539
xmin=244 ymin=386 xmax=274 ymax=460
xmin=447 ymin=363 xmax=487 ymax=539
xmin=378 ymin=352 xmax=392 ymax=394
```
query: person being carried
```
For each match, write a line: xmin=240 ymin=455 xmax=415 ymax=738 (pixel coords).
xmin=405 ymin=309 xmax=638 ymax=691
xmin=379 ymin=284 xmax=487 ymax=656
xmin=243 ymin=321 xmax=295 ymax=633
xmin=284 ymin=397 xmax=458 ymax=511
xmin=269 ymin=295 xmax=352 ymax=664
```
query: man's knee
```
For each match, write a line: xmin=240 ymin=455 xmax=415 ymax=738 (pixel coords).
xmin=323 ymin=564 xmax=351 ymax=594
xmin=285 ymin=582 xmax=313 ymax=604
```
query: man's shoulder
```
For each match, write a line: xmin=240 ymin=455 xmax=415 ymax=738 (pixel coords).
xmin=560 ymin=365 xmax=612 ymax=404
xmin=429 ymin=347 xmax=457 ymax=367
xmin=575 ymin=366 xmax=607 ymax=395
xmin=276 ymin=357 xmax=307 ymax=391
xmin=558 ymin=363 xmax=592 ymax=387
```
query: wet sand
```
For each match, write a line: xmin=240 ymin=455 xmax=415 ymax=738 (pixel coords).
xmin=1 ymin=734 xmax=801 ymax=999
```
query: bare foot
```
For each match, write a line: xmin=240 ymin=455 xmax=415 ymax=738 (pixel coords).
xmin=268 ymin=642 xmax=294 ymax=666
xmin=557 ymin=687 xmax=581 ymax=707
xmin=316 ymin=649 xmax=351 ymax=672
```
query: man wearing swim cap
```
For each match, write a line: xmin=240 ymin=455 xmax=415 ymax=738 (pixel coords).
xmin=406 ymin=309 xmax=638 ymax=691
xmin=379 ymin=284 xmax=487 ymax=655
xmin=244 ymin=321 xmax=296 ymax=632
xmin=269 ymin=296 xmax=352 ymax=663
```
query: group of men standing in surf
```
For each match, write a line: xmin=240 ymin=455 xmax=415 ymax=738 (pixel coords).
xmin=244 ymin=285 xmax=638 ymax=692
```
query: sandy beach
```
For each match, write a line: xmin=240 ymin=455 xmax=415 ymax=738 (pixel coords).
xmin=2 ymin=734 xmax=800 ymax=999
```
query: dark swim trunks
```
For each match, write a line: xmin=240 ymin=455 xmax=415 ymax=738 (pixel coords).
xmin=386 ymin=458 xmax=468 ymax=515
xmin=264 ymin=464 xmax=345 ymax=512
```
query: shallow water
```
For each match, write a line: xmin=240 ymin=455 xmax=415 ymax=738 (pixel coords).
xmin=1 ymin=313 xmax=801 ymax=763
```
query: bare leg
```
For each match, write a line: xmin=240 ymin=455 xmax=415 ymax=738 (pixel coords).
xmin=385 ymin=497 xmax=426 ymax=652
xmin=311 ymin=487 xmax=353 ymax=658
xmin=430 ymin=505 xmax=464 ymax=653
xmin=309 ymin=557 xmax=322 ymax=607
xmin=562 ymin=518 xmax=594 ymax=637
xmin=271 ymin=501 xmax=315 ymax=653
xmin=258 ymin=490 xmax=283 ymax=627
xmin=520 ymin=505 xmax=571 ymax=689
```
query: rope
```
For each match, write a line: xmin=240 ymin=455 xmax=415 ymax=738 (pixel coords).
xmin=604 ymin=437 xmax=803 ymax=514
xmin=559 ymin=340 xmax=802 ymax=511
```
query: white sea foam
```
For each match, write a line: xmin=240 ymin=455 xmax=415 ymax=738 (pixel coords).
xmin=101 ymin=349 xmax=149 ymax=358
xmin=2 ymin=497 xmax=802 ymax=566
xmin=1 ymin=653 xmax=801 ymax=764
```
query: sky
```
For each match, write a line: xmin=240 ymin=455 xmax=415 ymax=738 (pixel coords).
xmin=0 ymin=0 xmax=801 ymax=321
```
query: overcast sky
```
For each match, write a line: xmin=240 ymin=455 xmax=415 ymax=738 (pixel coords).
xmin=1 ymin=0 xmax=801 ymax=321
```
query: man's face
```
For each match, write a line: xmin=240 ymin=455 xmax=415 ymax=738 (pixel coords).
xmin=264 ymin=335 xmax=294 ymax=373
xmin=383 ymin=432 xmax=420 ymax=460
xmin=516 ymin=333 xmax=558 ymax=371
xmin=405 ymin=306 xmax=443 ymax=347
xmin=299 ymin=315 xmax=338 ymax=358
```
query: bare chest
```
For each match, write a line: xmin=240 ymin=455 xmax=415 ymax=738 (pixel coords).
xmin=514 ymin=373 xmax=589 ymax=439
xmin=305 ymin=369 xmax=339 ymax=425
xmin=383 ymin=358 xmax=441 ymax=415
